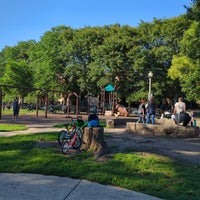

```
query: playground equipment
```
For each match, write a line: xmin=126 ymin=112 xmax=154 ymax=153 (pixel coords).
xmin=0 ymin=84 xmax=80 ymax=119
xmin=87 ymin=84 xmax=128 ymax=117
xmin=115 ymin=104 xmax=129 ymax=117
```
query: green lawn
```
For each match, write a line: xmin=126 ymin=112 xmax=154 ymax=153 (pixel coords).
xmin=0 ymin=132 xmax=199 ymax=200
xmin=0 ymin=124 xmax=27 ymax=132
xmin=2 ymin=108 xmax=46 ymax=115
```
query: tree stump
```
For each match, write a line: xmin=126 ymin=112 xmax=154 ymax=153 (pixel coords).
xmin=80 ymin=126 xmax=107 ymax=157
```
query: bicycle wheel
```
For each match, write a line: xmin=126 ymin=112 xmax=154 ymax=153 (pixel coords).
xmin=73 ymin=136 xmax=82 ymax=149
xmin=58 ymin=130 xmax=70 ymax=145
xmin=61 ymin=140 xmax=72 ymax=154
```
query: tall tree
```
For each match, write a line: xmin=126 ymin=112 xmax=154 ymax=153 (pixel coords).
xmin=168 ymin=21 xmax=200 ymax=102
xmin=0 ymin=5 xmax=194 ymax=106
xmin=0 ymin=41 xmax=35 ymax=98
xmin=132 ymin=15 xmax=190 ymax=103
xmin=1 ymin=60 xmax=33 ymax=97
xmin=185 ymin=0 xmax=200 ymax=21
xmin=64 ymin=26 xmax=107 ymax=96
xmin=90 ymin=24 xmax=138 ymax=102
xmin=29 ymin=26 xmax=73 ymax=91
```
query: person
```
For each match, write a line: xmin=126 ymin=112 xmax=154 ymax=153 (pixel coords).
xmin=87 ymin=112 xmax=99 ymax=127
xmin=190 ymin=111 xmax=194 ymax=126
xmin=13 ymin=97 xmax=20 ymax=121
xmin=146 ymin=97 xmax=156 ymax=124
xmin=160 ymin=97 xmax=173 ymax=119
xmin=137 ymin=99 xmax=146 ymax=123
xmin=178 ymin=111 xmax=191 ymax=126
xmin=173 ymin=97 xmax=186 ymax=124
xmin=62 ymin=105 xmax=67 ymax=114
xmin=49 ymin=105 xmax=56 ymax=113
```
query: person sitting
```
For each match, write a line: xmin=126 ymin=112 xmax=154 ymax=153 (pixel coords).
xmin=178 ymin=111 xmax=191 ymax=126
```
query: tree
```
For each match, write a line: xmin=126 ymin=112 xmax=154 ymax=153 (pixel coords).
xmin=0 ymin=41 xmax=35 ymax=99
xmin=63 ymin=26 xmax=108 ymax=97
xmin=1 ymin=60 xmax=33 ymax=98
xmin=90 ymin=25 xmax=138 ymax=102
xmin=1 ymin=6 xmax=196 ymax=106
xmin=185 ymin=0 xmax=200 ymax=21
xmin=130 ymin=16 xmax=190 ymax=102
xmin=28 ymin=26 xmax=73 ymax=91
xmin=168 ymin=21 xmax=200 ymax=102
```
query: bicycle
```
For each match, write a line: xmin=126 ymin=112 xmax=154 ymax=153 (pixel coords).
xmin=57 ymin=116 xmax=87 ymax=154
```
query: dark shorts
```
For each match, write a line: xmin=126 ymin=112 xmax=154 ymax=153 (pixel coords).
xmin=13 ymin=109 xmax=19 ymax=116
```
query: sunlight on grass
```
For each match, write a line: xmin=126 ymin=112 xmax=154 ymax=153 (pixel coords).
xmin=0 ymin=124 xmax=28 ymax=132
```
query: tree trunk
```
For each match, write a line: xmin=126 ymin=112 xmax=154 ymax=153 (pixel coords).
xmin=80 ymin=126 xmax=107 ymax=157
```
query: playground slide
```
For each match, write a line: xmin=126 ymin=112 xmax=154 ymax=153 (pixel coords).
xmin=115 ymin=104 xmax=128 ymax=117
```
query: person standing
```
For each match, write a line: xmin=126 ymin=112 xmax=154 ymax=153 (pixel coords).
xmin=146 ymin=97 xmax=156 ymax=124
xmin=190 ymin=111 xmax=195 ymax=126
xmin=174 ymin=97 xmax=186 ymax=123
xmin=13 ymin=97 xmax=20 ymax=121
xmin=160 ymin=97 xmax=173 ymax=119
xmin=137 ymin=99 xmax=146 ymax=123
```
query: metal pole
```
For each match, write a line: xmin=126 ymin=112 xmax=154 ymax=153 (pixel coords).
xmin=149 ymin=77 xmax=151 ymax=97
xmin=148 ymin=71 xmax=153 ymax=100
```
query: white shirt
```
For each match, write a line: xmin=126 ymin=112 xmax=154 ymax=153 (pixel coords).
xmin=174 ymin=101 xmax=186 ymax=114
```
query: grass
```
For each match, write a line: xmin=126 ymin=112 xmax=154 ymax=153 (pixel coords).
xmin=2 ymin=108 xmax=47 ymax=115
xmin=0 ymin=132 xmax=199 ymax=200
xmin=0 ymin=124 xmax=28 ymax=132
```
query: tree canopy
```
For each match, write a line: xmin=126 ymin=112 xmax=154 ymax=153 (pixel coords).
xmin=0 ymin=0 xmax=199 ymax=107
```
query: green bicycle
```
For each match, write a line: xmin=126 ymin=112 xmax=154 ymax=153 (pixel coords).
xmin=57 ymin=116 xmax=87 ymax=154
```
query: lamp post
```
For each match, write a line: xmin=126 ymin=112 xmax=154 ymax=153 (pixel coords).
xmin=148 ymin=71 xmax=153 ymax=100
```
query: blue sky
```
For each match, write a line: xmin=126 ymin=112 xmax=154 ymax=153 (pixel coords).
xmin=0 ymin=0 xmax=191 ymax=51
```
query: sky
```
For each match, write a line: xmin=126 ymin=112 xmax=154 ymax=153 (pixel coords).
xmin=0 ymin=0 xmax=192 ymax=51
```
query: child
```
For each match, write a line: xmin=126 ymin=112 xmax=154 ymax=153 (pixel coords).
xmin=137 ymin=99 xmax=146 ymax=123
xmin=190 ymin=111 xmax=194 ymax=126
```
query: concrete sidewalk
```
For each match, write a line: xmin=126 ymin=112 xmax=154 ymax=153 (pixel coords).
xmin=0 ymin=125 xmax=64 ymax=137
xmin=0 ymin=173 xmax=164 ymax=200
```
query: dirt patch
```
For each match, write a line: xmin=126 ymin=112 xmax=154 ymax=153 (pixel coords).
xmin=35 ymin=131 xmax=200 ymax=167
xmin=105 ymin=131 xmax=200 ymax=166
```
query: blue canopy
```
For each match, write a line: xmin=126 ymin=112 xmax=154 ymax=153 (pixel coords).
xmin=105 ymin=84 xmax=115 ymax=92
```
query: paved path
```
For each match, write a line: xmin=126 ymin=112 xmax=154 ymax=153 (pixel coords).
xmin=0 ymin=173 xmax=164 ymax=200
xmin=0 ymin=125 xmax=64 ymax=137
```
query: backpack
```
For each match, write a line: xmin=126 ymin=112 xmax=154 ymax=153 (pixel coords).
xmin=179 ymin=111 xmax=191 ymax=126
xmin=87 ymin=113 xmax=99 ymax=127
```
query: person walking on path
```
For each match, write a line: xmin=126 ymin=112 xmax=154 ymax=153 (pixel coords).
xmin=146 ymin=97 xmax=156 ymax=124
xmin=13 ymin=97 xmax=20 ymax=121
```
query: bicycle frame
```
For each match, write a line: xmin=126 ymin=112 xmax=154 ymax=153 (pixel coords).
xmin=59 ymin=116 xmax=86 ymax=154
